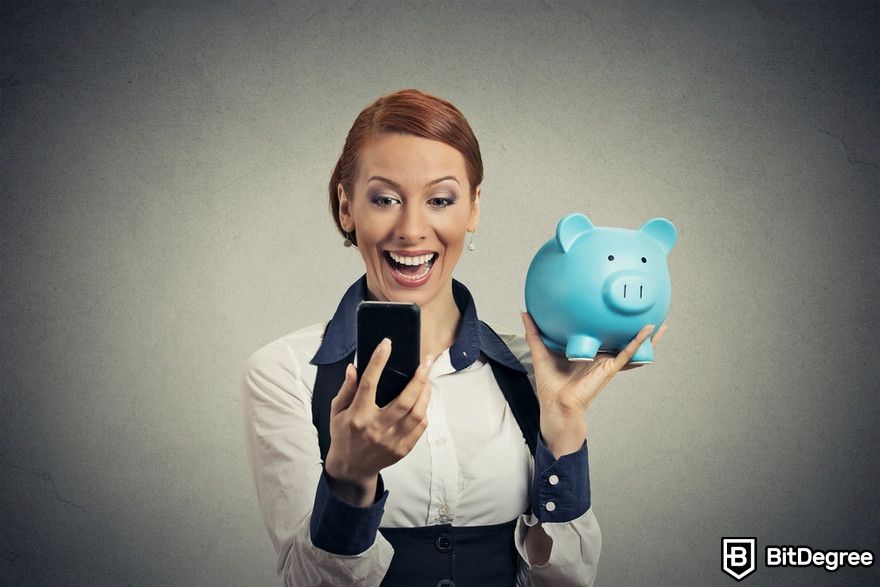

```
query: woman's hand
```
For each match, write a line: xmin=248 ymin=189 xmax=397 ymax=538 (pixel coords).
xmin=520 ymin=312 xmax=668 ymax=456
xmin=323 ymin=338 xmax=434 ymax=506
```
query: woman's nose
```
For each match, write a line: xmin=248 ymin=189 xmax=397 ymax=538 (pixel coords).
xmin=395 ymin=203 xmax=427 ymax=242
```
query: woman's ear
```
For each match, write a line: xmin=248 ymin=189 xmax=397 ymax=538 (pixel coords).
xmin=338 ymin=183 xmax=353 ymax=231
xmin=467 ymin=185 xmax=481 ymax=233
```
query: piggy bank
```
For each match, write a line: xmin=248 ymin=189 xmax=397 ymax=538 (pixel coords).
xmin=524 ymin=214 xmax=677 ymax=364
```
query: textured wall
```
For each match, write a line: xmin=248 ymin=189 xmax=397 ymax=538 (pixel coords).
xmin=2 ymin=1 xmax=878 ymax=585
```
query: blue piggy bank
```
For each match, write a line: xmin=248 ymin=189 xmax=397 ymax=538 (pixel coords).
xmin=524 ymin=214 xmax=677 ymax=364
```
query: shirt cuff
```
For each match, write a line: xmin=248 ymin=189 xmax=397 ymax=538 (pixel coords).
xmin=309 ymin=469 xmax=389 ymax=555
xmin=531 ymin=432 xmax=591 ymax=523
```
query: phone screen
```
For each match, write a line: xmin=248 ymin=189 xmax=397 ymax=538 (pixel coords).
xmin=356 ymin=301 xmax=420 ymax=407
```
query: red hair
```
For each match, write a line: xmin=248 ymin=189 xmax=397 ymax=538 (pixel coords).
xmin=328 ymin=89 xmax=483 ymax=247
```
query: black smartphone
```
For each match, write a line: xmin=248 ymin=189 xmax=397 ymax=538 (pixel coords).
xmin=356 ymin=301 xmax=421 ymax=408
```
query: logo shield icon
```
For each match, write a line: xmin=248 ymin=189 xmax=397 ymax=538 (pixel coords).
xmin=722 ymin=537 xmax=756 ymax=581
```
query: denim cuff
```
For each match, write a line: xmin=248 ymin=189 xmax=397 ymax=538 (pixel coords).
xmin=309 ymin=469 xmax=389 ymax=555
xmin=531 ymin=432 xmax=591 ymax=523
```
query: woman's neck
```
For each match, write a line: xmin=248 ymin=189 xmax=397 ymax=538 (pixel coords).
xmin=417 ymin=286 xmax=461 ymax=363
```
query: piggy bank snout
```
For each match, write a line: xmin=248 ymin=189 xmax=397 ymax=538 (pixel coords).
xmin=601 ymin=271 xmax=657 ymax=315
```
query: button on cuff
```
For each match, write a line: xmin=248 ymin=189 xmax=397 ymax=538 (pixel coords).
xmin=532 ymin=432 xmax=591 ymax=523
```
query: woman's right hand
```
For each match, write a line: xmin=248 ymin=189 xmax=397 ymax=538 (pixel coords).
xmin=323 ymin=338 xmax=434 ymax=506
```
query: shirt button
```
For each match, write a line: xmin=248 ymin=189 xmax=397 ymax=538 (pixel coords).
xmin=436 ymin=437 xmax=446 ymax=446
xmin=545 ymin=501 xmax=556 ymax=512
xmin=548 ymin=474 xmax=559 ymax=485
xmin=438 ymin=505 xmax=449 ymax=516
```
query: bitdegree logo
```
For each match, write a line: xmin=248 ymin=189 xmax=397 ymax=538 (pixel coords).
xmin=722 ymin=538 xmax=876 ymax=581
xmin=722 ymin=538 xmax=756 ymax=581
xmin=766 ymin=546 xmax=874 ymax=572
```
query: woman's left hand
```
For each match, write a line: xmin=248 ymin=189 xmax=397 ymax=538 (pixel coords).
xmin=520 ymin=312 xmax=668 ymax=453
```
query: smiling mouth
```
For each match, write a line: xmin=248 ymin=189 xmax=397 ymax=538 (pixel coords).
xmin=383 ymin=251 xmax=437 ymax=280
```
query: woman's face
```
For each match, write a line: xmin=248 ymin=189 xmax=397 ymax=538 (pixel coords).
xmin=338 ymin=133 xmax=480 ymax=307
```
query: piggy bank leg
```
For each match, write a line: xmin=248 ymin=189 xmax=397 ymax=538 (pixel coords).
xmin=566 ymin=335 xmax=601 ymax=361
xmin=629 ymin=339 xmax=654 ymax=365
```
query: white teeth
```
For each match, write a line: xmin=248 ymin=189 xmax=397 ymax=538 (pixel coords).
xmin=388 ymin=251 xmax=435 ymax=266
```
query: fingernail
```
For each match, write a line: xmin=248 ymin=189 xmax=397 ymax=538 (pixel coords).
xmin=379 ymin=338 xmax=391 ymax=352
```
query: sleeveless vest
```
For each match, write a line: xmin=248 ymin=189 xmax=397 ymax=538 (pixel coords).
xmin=311 ymin=325 xmax=540 ymax=586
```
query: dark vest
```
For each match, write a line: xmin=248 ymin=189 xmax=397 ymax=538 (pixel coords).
xmin=311 ymin=326 xmax=541 ymax=587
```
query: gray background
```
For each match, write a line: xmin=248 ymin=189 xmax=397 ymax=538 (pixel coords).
xmin=2 ymin=1 xmax=878 ymax=585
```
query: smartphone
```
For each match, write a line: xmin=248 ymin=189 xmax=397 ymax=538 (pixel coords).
xmin=356 ymin=301 xmax=421 ymax=407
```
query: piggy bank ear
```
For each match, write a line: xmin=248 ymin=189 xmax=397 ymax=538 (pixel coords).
xmin=555 ymin=213 xmax=595 ymax=253
xmin=638 ymin=218 xmax=677 ymax=254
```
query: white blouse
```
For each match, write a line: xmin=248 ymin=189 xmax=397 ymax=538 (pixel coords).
xmin=241 ymin=321 xmax=602 ymax=586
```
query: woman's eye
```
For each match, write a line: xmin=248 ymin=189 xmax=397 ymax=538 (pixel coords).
xmin=429 ymin=197 xmax=455 ymax=208
xmin=372 ymin=195 xmax=399 ymax=207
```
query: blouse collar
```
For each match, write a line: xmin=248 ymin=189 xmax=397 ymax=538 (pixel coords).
xmin=310 ymin=274 xmax=526 ymax=373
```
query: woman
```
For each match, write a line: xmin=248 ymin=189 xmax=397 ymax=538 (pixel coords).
xmin=241 ymin=88 xmax=666 ymax=586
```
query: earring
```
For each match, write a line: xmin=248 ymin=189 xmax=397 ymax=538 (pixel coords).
xmin=343 ymin=231 xmax=354 ymax=247
xmin=467 ymin=231 xmax=476 ymax=252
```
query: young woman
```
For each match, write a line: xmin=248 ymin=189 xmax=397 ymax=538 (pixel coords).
xmin=241 ymin=88 xmax=666 ymax=586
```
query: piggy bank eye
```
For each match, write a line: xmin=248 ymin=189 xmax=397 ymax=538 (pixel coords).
xmin=607 ymin=255 xmax=614 ymax=261
xmin=641 ymin=257 xmax=647 ymax=263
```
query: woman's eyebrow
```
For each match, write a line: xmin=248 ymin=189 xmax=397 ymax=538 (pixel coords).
xmin=367 ymin=175 xmax=460 ymax=189
xmin=425 ymin=175 xmax=460 ymax=187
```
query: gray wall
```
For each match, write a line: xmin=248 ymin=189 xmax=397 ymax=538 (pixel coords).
xmin=2 ymin=1 xmax=878 ymax=585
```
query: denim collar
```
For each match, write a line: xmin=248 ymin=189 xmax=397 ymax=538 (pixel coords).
xmin=310 ymin=274 xmax=526 ymax=373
